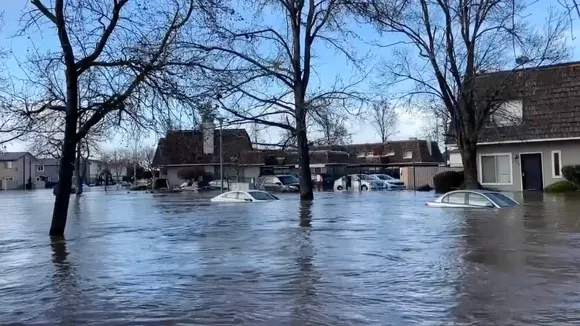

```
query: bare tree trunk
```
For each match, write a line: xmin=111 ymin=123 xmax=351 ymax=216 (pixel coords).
xmin=460 ymin=140 xmax=479 ymax=189
xmin=133 ymin=162 xmax=137 ymax=186
xmin=74 ymin=144 xmax=84 ymax=195
xmin=50 ymin=80 xmax=78 ymax=237
xmin=296 ymin=110 xmax=313 ymax=200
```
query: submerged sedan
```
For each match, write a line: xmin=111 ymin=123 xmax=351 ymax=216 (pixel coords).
xmin=210 ymin=190 xmax=279 ymax=203
xmin=425 ymin=190 xmax=519 ymax=208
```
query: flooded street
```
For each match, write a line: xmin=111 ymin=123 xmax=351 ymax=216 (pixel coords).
xmin=2 ymin=189 xmax=580 ymax=324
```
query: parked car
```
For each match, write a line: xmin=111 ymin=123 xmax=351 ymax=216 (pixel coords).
xmin=425 ymin=190 xmax=519 ymax=208
xmin=371 ymin=174 xmax=406 ymax=190
xmin=211 ymin=190 xmax=279 ymax=202
xmin=256 ymin=175 xmax=300 ymax=192
xmin=333 ymin=174 xmax=383 ymax=191
xmin=209 ymin=179 xmax=228 ymax=190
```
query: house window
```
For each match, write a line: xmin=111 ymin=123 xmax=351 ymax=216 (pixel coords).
xmin=552 ymin=150 xmax=562 ymax=178
xmin=480 ymin=154 xmax=512 ymax=185
xmin=36 ymin=165 xmax=44 ymax=172
xmin=403 ymin=151 xmax=413 ymax=159
xmin=491 ymin=100 xmax=523 ymax=126
xmin=4 ymin=162 xmax=13 ymax=169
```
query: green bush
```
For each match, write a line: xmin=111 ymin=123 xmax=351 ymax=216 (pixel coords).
xmin=433 ymin=171 xmax=464 ymax=193
xmin=544 ymin=180 xmax=577 ymax=193
xmin=562 ymin=165 xmax=580 ymax=186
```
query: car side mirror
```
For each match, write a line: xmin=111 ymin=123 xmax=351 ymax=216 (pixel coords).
xmin=275 ymin=182 xmax=282 ymax=186
xmin=245 ymin=198 xmax=252 ymax=202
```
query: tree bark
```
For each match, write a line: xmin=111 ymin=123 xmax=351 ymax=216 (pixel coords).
xmin=50 ymin=108 xmax=78 ymax=236
xmin=296 ymin=116 xmax=314 ymax=201
xmin=74 ymin=144 xmax=84 ymax=195
xmin=459 ymin=140 xmax=479 ymax=189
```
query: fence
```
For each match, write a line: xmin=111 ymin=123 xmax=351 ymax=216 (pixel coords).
xmin=400 ymin=166 xmax=463 ymax=189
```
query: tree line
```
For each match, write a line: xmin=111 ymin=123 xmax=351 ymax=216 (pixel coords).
xmin=0 ymin=0 xmax=576 ymax=236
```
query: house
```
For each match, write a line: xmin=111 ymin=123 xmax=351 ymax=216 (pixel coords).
xmin=0 ymin=152 xmax=39 ymax=190
xmin=86 ymin=159 xmax=107 ymax=182
xmin=449 ymin=61 xmax=580 ymax=191
xmin=316 ymin=138 xmax=444 ymax=166
xmin=36 ymin=158 xmax=60 ymax=183
xmin=152 ymin=119 xmax=255 ymax=187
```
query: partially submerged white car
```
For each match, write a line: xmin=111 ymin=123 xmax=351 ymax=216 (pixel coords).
xmin=210 ymin=190 xmax=279 ymax=203
xmin=425 ymin=190 xmax=519 ymax=208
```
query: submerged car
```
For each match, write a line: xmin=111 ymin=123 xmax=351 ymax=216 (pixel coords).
xmin=256 ymin=175 xmax=300 ymax=192
xmin=333 ymin=174 xmax=383 ymax=191
xmin=425 ymin=190 xmax=519 ymax=208
xmin=371 ymin=174 xmax=406 ymax=190
xmin=210 ymin=190 xmax=279 ymax=203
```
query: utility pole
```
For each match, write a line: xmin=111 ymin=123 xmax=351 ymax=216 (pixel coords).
xmin=218 ymin=117 xmax=224 ymax=193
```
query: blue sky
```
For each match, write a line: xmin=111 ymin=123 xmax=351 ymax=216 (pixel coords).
xmin=1 ymin=0 xmax=579 ymax=153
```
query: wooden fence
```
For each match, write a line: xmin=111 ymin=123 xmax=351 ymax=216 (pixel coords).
xmin=400 ymin=166 xmax=463 ymax=189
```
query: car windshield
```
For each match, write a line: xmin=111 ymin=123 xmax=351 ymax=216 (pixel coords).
xmin=357 ymin=175 xmax=373 ymax=180
xmin=278 ymin=175 xmax=299 ymax=184
xmin=248 ymin=191 xmax=276 ymax=200
xmin=485 ymin=192 xmax=518 ymax=207
xmin=367 ymin=175 xmax=381 ymax=180
xmin=375 ymin=174 xmax=394 ymax=180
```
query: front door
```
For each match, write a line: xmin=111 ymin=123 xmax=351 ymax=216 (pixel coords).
xmin=521 ymin=153 xmax=543 ymax=191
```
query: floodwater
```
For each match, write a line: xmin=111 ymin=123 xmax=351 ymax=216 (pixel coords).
xmin=1 ymin=189 xmax=580 ymax=325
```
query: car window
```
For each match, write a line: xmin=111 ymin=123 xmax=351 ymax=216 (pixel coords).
xmin=444 ymin=193 xmax=466 ymax=204
xmin=278 ymin=175 xmax=299 ymax=184
xmin=262 ymin=176 xmax=274 ymax=185
xmin=249 ymin=191 xmax=274 ymax=200
xmin=238 ymin=192 xmax=251 ymax=200
xmin=468 ymin=193 xmax=494 ymax=207
xmin=486 ymin=193 xmax=518 ymax=207
xmin=224 ymin=192 xmax=239 ymax=199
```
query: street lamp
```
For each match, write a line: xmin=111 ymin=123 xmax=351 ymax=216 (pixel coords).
xmin=217 ymin=117 xmax=224 ymax=193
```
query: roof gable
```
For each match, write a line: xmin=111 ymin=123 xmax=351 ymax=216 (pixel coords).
xmin=0 ymin=152 xmax=33 ymax=162
xmin=153 ymin=129 xmax=253 ymax=166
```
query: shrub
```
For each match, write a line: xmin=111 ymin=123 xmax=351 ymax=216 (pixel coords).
xmin=433 ymin=170 xmax=464 ymax=193
xmin=562 ymin=165 xmax=580 ymax=186
xmin=544 ymin=180 xmax=577 ymax=193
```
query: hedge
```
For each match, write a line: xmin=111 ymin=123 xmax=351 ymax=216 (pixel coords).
xmin=562 ymin=165 xmax=580 ymax=186
xmin=544 ymin=180 xmax=577 ymax=193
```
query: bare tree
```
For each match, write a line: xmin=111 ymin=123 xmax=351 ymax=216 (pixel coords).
xmin=355 ymin=0 xmax=569 ymax=188
xmin=7 ymin=0 xmax=221 ymax=236
xmin=369 ymin=99 xmax=397 ymax=143
xmin=138 ymin=145 xmax=157 ymax=187
xmin=188 ymin=0 xmax=367 ymax=200
xmin=103 ymin=148 xmax=131 ymax=185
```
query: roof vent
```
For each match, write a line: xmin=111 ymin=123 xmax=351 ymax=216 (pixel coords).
xmin=408 ymin=137 xmax=418 ymax=140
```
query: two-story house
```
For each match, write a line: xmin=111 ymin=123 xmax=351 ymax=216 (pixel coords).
xmin=0 ymin=152 xmax=39 ymax=190
xmin=450 ymin=61 xmax=580 ymax=191
xmin=36 ymin=158 xmax=60 ymax=183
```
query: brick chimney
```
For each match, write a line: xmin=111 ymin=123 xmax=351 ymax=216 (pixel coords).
xmin=201 ymin=118 xmax=215 ymax=155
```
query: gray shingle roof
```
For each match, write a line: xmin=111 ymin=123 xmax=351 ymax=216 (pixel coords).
xmin=0 ymin=152 xmax=29 ymax=162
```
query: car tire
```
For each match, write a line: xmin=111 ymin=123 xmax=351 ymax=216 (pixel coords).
xmin=336 ymin=185 xmax=343 ymax=191
xmin=361 ymin=185 xmax=368 ymax=191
